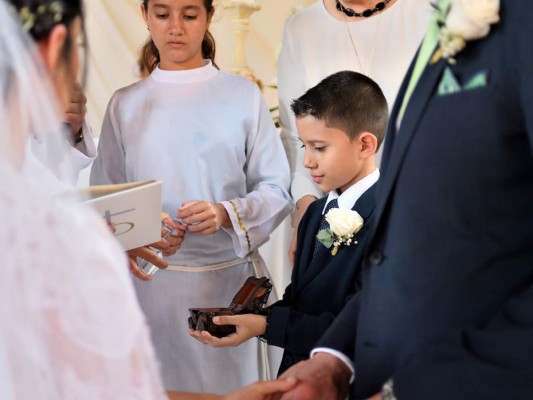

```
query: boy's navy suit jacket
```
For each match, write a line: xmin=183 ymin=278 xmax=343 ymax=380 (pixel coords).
xmin=265 ymin=182 xmax=377 ymax=375
xmin=316 ymin=1 xmax=533 ymax=398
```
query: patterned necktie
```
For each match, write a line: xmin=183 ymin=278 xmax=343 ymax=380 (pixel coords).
xmin=313 ymin=198 xmax=339 ymax=257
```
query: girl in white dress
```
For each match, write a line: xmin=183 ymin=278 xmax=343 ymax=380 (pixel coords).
xmin=90 ymin=0 xmax=293 ymax=394
xmin=1 ymin=1 xmax=295 ymax=398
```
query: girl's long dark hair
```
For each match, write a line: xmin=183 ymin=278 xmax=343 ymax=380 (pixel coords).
xmin=140 ymin=0 xmax=217 ymax=73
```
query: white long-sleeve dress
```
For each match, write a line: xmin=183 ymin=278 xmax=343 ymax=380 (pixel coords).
xmin=90 ymin=61 xmax=293 ymax=394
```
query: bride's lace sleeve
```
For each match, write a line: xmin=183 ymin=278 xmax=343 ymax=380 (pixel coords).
xmin=0 ymin=171 xmax=167 ymax=400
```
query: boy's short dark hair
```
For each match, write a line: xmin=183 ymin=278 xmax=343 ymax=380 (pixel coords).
xmin=291 ymin=71 xmax=388 ymax=150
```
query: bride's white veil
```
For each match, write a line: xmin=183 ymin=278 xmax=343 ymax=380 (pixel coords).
xmin=0 ymin=2 xmax=68 ymax=395
xmin=0 ymin=1 xmax=67 ymax=174
xmin=0 ymin=2 xmax=165 ymax=398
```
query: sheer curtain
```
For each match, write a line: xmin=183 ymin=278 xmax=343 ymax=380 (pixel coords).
xmin=85 ymin=0 xmax=147 ymax=133
xmin=84 ymin=0 xmax=305 ymax=135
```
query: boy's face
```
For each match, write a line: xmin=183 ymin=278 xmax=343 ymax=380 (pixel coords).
xmin=297 ymin=115 xmax=370 ymax=194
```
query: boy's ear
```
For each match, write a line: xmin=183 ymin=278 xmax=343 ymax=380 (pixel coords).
xmin=358 ymin=132 xmax=378 ymax=157
xmin=37 ymin=24 xmax=67 ymax=75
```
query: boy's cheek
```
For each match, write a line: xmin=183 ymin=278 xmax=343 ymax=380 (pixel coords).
xmin=317 ymin=180 xmax=333 ymax=193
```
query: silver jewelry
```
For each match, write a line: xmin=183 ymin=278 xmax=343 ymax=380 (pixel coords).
xmin=343 ymin=7 xmax=383 ymax=76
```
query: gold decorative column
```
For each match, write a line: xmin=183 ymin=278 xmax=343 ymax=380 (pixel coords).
xmin=298 ymin=0 xmax=316 ymax=6
xmin=222 ymin=0 xmax=261 ymax=80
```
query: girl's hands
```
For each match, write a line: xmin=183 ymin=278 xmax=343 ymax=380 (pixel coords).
xmin=126 ymin=214 xmax=187 ymax=281
xmin=157 ymin=214 xmax=186 ymax=256
xmin=177 ymin=200 xmax=231 ymax=235
xmin=147 ymin=214 xmax=187 ymax=256
xmin=127 ymin=247 xmax=166 ymax=281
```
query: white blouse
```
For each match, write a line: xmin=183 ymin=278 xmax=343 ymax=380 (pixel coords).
xmin=91 ymin=61 xmax=293 ymax=264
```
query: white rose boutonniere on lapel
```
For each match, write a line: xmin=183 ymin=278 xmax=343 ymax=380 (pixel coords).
xmin=316 ymin=208 xmax=364 ymax=256
xmin=431 ymin=0 xmax=500 ymax=64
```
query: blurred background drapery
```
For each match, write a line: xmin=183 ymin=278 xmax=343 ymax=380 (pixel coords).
xmin=84 ymin=0 xmax=316 ymax=134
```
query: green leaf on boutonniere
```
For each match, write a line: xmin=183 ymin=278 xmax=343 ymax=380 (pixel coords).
xmin=316 ymin=229 xmax=334 ymax=249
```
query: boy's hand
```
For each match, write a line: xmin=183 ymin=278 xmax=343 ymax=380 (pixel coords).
xmin=188 ymin=314 xmax=267 ymax=347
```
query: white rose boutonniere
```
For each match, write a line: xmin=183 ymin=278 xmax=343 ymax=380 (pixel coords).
xmin=316 ymin=208 xmax=364 ymax=256
xmin=431 ymin=0 xmax=500 ymax=64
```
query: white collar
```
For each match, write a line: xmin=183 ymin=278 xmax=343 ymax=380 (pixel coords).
xmin=322 ymin=168 xmax=380 ymax=214
xmin=150 ymin=60 xmax=218 ymax=84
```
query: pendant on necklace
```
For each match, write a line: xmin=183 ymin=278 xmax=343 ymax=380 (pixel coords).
xmin=336 ymin=0 xmax=392 ymax=18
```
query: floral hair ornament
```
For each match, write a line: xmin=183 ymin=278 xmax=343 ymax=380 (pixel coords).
xmin=430 ymin=0 xmax=500 ymax=65
xmin=316 ymin=208 xmax=364 ymax=256
xmin=15 ymin=2 xmax=63 ymax=34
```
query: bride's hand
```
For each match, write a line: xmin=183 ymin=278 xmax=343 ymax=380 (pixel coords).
xmin=223 ymin=378 xmax=297 ymax=400
xmin=166 ymin=378 xmax=296 ymax=400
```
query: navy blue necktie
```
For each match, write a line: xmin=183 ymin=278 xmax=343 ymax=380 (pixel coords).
xmin=313 ymin=198 xmax=338 ymax=257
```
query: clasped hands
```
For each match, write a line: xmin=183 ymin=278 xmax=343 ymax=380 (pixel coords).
xmin=189 ymin=316 xmax=352 ymax=399
xmin=189 ymin=317 xmax=382 ymax=400
xmin=223 ymin=353 xmax=379 ymax=400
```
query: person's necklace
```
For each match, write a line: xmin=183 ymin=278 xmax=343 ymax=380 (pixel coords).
xmin=343 ymin=8 xmax=383 ymax=76
xmin=336 ymin=0 xmax=392 ymax=18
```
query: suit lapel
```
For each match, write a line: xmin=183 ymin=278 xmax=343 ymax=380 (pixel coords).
xmin=296 ymin=184 xmax=377 ymax=292
xmin=352 ymin=184 xmax=377 ymax=222
xmin=293 ymin=199 xmax=325 ymax=287
xmin=372 ymin=52 xmax=447 ymax=237
xmin=379 ymin=50 xmax=415 ymax=175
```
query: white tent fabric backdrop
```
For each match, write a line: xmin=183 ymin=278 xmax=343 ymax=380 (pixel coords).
xmin=84 ymin=0 xmax=313 ymax=133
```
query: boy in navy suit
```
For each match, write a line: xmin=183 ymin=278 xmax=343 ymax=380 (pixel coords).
xmin=189 ymin=71 xmax=388 ymax=375
xmin=269 ymin=1 xmax=533 ymax=399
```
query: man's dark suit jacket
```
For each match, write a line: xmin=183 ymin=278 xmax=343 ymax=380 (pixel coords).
xmin=264 ymin=183 xmax=377 ymax=376
xmin=317 ymin=1 xmax=533 ymax=399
